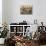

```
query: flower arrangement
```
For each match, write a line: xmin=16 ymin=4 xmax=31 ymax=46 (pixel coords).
xmin=0 ymin=22 xmax=9 ymax=38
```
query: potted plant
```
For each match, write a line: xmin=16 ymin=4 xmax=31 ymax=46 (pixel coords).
xmin=0 ymin=23 xmax=9 ymax=44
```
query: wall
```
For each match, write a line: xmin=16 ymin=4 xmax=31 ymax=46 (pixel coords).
xmin=2 ymin=0 xmax=8 ymax=25
xmin=0 ymin=0 xmax=2 ymax=27
xmin=38 ymin=0 xmax=46 ymax=26
xmin=7 ymin=0 xmax=33 ymax=24
xmin=2 ymin=0 xmax=46 ymax=26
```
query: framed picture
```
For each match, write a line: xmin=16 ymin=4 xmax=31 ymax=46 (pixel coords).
xmin=20 ymin=5 xmax=32 ymax=15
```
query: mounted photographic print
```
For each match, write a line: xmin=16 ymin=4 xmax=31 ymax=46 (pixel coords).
xmin=20 ymin=5 xmax=32 ymax=15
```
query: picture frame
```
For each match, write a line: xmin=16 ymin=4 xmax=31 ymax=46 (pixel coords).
xmin=20 ymin=5 xmax=32 ymax=15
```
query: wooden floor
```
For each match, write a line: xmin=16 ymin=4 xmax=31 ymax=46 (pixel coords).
xmin=0 ymin=44 xmax=4 ymax=46
xmin=40 ymin=45 xmax=46 ymax=46
xmin=0 ymin=44 xmax=46 ymax=46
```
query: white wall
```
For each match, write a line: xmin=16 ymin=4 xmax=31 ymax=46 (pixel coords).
xmin=38 ymin=0 xmax=46 ymax=26
xmin=0 ymin=0 xmax=2 ymax=27
xmin=2 ymin=0 xmax=46 ymax=26
xmin=7 ymin=0 xmax=33 ymax=24
xmin=2 ymin=0 xmax=8 ymax=24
